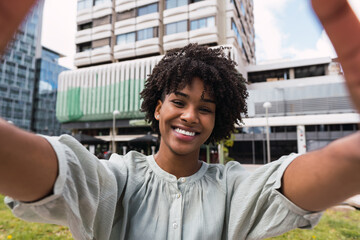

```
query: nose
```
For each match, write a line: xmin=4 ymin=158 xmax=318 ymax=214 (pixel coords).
xmin=180 ymin=106 xmax=199 ymax=124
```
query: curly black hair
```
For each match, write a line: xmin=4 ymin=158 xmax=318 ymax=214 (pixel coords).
xmin=140 ymin=43 xmax=248 ymax=144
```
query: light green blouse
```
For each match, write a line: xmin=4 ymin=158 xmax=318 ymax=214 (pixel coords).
xmin=6 ymin=135 xmax=321 ymax=240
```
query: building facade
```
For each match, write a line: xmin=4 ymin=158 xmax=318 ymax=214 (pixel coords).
xmin=234 ymin=58 xmax=358 ymax=164
xmin=0 ymin=1 xmax=44 ymax=130
xmin=74 ymin=0 xmax=255 ymax=69
xmin=32 ymin=47 xmax=69 ymax=136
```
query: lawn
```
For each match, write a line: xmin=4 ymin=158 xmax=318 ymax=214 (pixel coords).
xmin=1 ymin=194 xmax=360 ymax=239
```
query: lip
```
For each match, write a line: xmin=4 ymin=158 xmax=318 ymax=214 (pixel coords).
xmin=171 ymin=125 xmax=200 ymax=142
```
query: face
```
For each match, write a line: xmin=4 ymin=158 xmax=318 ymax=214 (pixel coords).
xmin=154 ymin=77 xmax=216 ymax=157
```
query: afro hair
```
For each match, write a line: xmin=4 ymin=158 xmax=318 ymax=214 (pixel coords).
xmin=140 ymin=43 xmax=248 ymax=144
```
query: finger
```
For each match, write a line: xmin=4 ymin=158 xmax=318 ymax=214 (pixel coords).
xmin=312 ymin=0 xmax=360 ymax=113
xmin=0 ymin=0 xmax=38 ymax=55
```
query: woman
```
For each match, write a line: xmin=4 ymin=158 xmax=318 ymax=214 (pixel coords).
xmin=1 ymin=0 xmax=360 ymax=239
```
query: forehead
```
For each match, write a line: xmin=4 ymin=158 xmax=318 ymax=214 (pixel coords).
xmin=173 ymin=77 xmax=214 ymax=99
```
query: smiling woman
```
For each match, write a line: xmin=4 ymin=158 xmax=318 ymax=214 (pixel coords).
xmin=1 ymin=1 xmax=360 ymax=240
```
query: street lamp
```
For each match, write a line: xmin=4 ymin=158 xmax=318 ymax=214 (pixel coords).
xmin=263 ymin=102 xmax=272 ymax=163
xmin=112 ymin=110 xmax=120 ymax=153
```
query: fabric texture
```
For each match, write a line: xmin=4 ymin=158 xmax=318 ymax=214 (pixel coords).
xmin=5 ymin=135 xmax=322 ymax=240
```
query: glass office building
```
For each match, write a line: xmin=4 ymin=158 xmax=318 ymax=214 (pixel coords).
xmin=32 ymin=47 xmax=69 ymax=136
xmin=0 ymin=1 xmax=44 ymax=130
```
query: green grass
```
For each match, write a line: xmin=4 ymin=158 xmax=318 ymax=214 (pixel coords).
xmin=267 ymin=209 xmax=360 ymax=240
xmin=1 ymin=195 xmax=360 ymax=239
xmin=0 ymin=195 xmax=73 ymax=240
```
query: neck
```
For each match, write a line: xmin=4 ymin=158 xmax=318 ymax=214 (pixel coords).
xmin=154 ymin=144 xmax=202 ymax=179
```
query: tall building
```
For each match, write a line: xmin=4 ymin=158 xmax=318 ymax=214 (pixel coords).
xmin=32 ymin=47 xmax=69 ymax=136
xmin=0 ymin=1 xmax=44 ymax=130
xmin=74 ymin=0 xmax=255 ymax=68
xmin=56 ymin=0 xmax=256 ymax=156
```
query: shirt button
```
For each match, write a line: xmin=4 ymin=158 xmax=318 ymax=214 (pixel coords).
xmin=176 ymin=193 xmax=181 ymax=199
xmin=179 ymin=177 xmax=186 ymax=183
xmin=173 ymin=222 xmax=178 ymax=229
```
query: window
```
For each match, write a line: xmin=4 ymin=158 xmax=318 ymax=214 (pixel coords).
xmin=116 ymin=32 xmax=136 ymax=45
xmin=117 ymin=9 xmax=136 ymax=21
xmin=165 ymin=20 xmax=187 ymax=35
xmin=93 ymin=15 xmax=111 ymax=27
xmin=165 ymin=0 xmax=187 ymax=9
xmin=137 ymin=3 xmax=158 ymax=17
xmin=231 ymin=19 xmax=243 ymax=47
xmin=190 ymin=0 xmax=204 ymax=3
xmin=190 ymin=16 xmax=215 ymax=30
xmin=77 ymin=0 xmax=92 ymax=11
xmin=137 ymin=27 xmax=157 ymax=41
xmin=241 ymin=2 xmax=246 ymax=16
xmin=94 ymin=0 xmax=111 ymax=6
xmin=77 ymin=42 xmax=92 ymax=52
xmin=78 ymin=22 xmax=92 ymax=31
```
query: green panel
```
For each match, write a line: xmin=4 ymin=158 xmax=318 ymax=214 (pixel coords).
xmin=66 ymin=87 xmax=83 ymax=121
xmin=56 ymin=78 xmax=146 ymax=123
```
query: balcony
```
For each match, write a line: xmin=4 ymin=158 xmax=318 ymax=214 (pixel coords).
xmin=91 ymin=46 xmax=112 ymax=64
xmin=189 ymin=27 xmax=218 ymax=45
xmin=76 ymin=29 xmax=92 ymax=44
xmin=92 ymin=24 xmax=112 ymax=40
xmin=136 ymin=0 xmax=159 ymax=7
xmin=114 ymin=42 xmax=136 ymax=59
xmin=135 ymin=38 xmax=161 ymax=56
xmin=115 ymin=18 xmax=136 ymax=31
xmin=163 ymin=4 xmax=188 ymax=18
xmin=136 ymin=12 xmax=160 ymax=25
xmin=189 ymin=0 xmax=217 ymax=11
xmin=93 ymin=1 xmax=113 ymax=19
xmin=163 ymin=32 xmax=189 ymax=51
xmin=75 ymin=50 xmax=92 ymax=66
xmin=77 ymin=8 xmax=92 ymax=24
xmin=115 ymin=0 xmax=136 ymax=12
xmin=189 ymin=3 xmax=217 ymax=20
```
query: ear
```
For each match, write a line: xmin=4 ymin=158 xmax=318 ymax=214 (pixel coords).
xmin=154 ymin=100 xmax=162 ymax=120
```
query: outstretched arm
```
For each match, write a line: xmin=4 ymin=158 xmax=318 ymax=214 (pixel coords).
xmin=0 ymin=0 xmax=58 ymax=202
xmin=0 ymin=119 xmax=58 ymax=202
xmin=282 ymin=0 xmax=360 ymax=211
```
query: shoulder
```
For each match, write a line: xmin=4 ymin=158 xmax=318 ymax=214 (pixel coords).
xmin=203 ymin=161 xmax=250 ymax=192
xmin=107 ymin=151 xmax=151 ymax=182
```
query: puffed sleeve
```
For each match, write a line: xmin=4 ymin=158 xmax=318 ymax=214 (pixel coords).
xmin=5 ymin=134 xmax=127 ymax=240
xmin=226 ymin=153 xmax=323 ymax=240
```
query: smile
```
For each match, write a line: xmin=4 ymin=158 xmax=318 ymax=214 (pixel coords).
xmin=174 ymin=127 xmax=196 ymax=136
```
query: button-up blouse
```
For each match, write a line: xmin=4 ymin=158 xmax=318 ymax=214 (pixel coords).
xmin=6 ymin=135 xmax=321 ymax=240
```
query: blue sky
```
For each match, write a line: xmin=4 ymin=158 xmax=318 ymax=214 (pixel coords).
xmin=41 ymin=0 xmax=360 ymax=68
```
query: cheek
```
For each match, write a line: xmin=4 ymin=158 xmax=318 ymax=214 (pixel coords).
xmin=204 ymin=115 xmax=216 ymax=133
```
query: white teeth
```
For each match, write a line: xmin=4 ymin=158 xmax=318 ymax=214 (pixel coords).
xmin=175 ymin=128 xmax=196 ymax=136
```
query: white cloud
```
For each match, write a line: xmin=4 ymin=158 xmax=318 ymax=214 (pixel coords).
xmin=286 ymin=30 xmax=337 ymax=60
xmin=253 ymin=0 xmax=290 ymax=62
xmin=254 ymin=0 xmax=340 ymax=63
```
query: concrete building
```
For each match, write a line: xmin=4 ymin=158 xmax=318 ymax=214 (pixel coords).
xmin=0 ymin=1 xmax=44 ymax=130
xmin=234 ymin=58 xmax=359 ymax=164
xmin=32 ymin=47 xmax=69 ymax=136
xmin=74 ymin=0 xmax=255 ymax=68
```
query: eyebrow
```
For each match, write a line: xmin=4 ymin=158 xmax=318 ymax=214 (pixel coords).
xmin=174 ymin=91 xmax=216 ymax=104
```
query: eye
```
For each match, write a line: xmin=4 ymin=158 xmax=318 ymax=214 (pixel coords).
xmin=171 ymin=100 xmax=184 ymax=107
xmin=199 ymin=107 xmax=213 ymax=114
